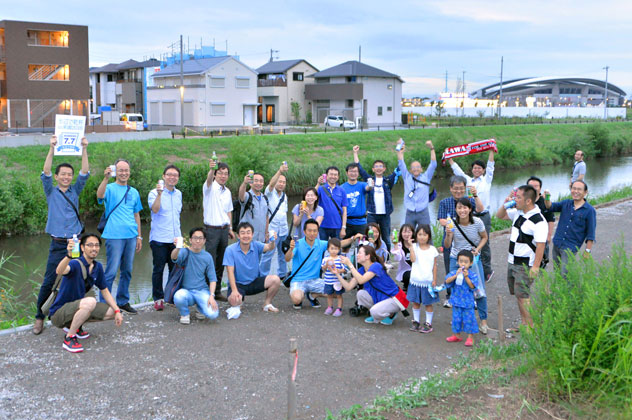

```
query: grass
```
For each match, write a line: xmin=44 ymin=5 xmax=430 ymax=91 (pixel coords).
xmin=1 ymin=122 xmax=632 ymax=236
xmin=0 ymin=253 xmax=41 ymax=330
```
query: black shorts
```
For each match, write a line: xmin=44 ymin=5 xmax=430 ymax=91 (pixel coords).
xmin=228 ymin=276 xmax=267 ymax=300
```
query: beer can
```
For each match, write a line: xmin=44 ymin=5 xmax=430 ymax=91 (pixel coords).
xmin=109 ymin=165 xmax=116 ymax=177
xmin=176 ymin=237 xmax=184 ymax=249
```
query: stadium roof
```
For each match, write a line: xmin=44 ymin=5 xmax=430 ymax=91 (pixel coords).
xmin=474 ymin=77 xmax=626 ymax=98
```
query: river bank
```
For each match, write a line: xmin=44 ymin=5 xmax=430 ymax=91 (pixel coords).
xmin=0 ymin=122 xmax=631 ymax=236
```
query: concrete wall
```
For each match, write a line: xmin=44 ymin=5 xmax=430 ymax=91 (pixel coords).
xmin=404 ymin=106 xmax=627 ymax=119
xmin=0 ymin=130 xmax=173 ymax=148
xmin=363 ymin=77 xmax=402 ymax=125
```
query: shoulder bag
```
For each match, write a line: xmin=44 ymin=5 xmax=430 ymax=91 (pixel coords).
xmin=321 ymin=186 xmax=343 ymax=220
xmin=411 ymin=177 xmax=437 ymax=202
xmin=41 ymin=259 xmax=87 ymax=317
xmin=97 ymin=186 xmax=131 ymax=234
xmin=282 ymin=246 xmax=317 ymax=288
xmin=57 ymin=188 xmax=85 ymax=234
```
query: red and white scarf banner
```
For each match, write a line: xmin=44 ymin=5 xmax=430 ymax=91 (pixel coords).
xmin=441 ymin=138 xmax=498 ymax=164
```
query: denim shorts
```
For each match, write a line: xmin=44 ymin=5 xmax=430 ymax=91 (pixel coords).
xmin=290 ymin=278 xmax=325 ymax=295
xmin=323 ymin=283 xmax=344 ymax=296
xmin=407 ymin=283 xmax=439 ymax=306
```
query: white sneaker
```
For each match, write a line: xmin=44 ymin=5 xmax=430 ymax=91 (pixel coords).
xmin=194 ymin=311 xmax=206 ymax=320
xmin=480 ymin=324 xmax=488 ymax=335
xmin=443 ymin=300 xmax=452 ymax=308
xmin=179 ymin=315 xmax=190 ymax=325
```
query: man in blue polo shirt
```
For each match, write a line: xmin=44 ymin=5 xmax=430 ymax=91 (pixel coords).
xmin=284 ymin=219 xmax=361 ymax=309
xmin=398 ymin=139 xmax=437 ymax=228
xmin=224 ymin=222 xmax=281 ymax=314
xmin=545 ymin=180 xmax=596 ymax=276
xmin=342 ymin=162 xmax=372 ymax=240
xmin=35 ymin=135 xmax=90 ymax=335
xmin=50 ymin=234 xmax=123 ymax=353
xmin=316 ymin=166 xmax=348 ymax=240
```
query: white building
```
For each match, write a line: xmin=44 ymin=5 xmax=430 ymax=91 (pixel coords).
xmin=305 ymin=60 xmax=403 ymax=126
xmin=147 ymin=56 xmax=258 ymax=128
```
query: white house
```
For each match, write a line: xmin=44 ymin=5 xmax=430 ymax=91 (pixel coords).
xmin=147 ymin=56 xmax=258 ymax=128
xmin=305 ymin=60 xmax=403 ymax=126
xmin=256 ymin=59 xmax=318 ymax=124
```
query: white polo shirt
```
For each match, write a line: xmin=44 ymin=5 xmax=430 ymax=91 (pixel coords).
xmin=202 ymin=180 xmax=233 ymax=227
xmin=450 ymin=160 xmax=495 ymax=212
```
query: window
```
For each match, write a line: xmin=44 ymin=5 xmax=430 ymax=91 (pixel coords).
xmin=209 ymin=76 xmax=225 ymax=88
xmin=107 ymin=74 xmax=113 ymax=82
xmin=346 ymin=99 xmax=354 ymax=108
xmin=535 ymin=88 xmax=552 ymax=94
xmin=346 ymin=76 xmax=357 ymax=83
xmin=211 ymin=103 xmax=225 ymax=116
xmin=377 ymin=106 xmax=383 ymax=116
xmin=387 ymin=106 xmax=392 ymax=111
xmin=28 ymin=64 xmax=69 ymax=81
xmin=293 ymin=72 xmax=304 ymax=81
xmin=316 ymin=78 xmax=330 ymax=84
xmin=235 ymin=77 xmax=250 ymax=88
xmin=387 ymin=84 xmax=393 ymax=90
xmin=27 ymin=30 xmax=69 ymax=47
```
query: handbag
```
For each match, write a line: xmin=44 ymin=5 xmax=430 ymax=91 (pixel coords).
xmin=164 ymin=249 xmax=190 ymax=304
xmin=281 ymin=226 xmax=295 ymax=255
xmin=41 ymin=259 xmax=87 ymax=317
xmin=98 ymin=186 xmax=130 ymax=234
xmin=282 ymin=245 xmax=317 ymax=288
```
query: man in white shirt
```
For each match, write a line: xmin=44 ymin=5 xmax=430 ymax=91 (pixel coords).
xmin=203 ymin=160 xmax=235 ymax=301
xmin=260 ymin=162 xmax=289 ymax=277
xmin=448 ymin=150 xmax=495 ymax=282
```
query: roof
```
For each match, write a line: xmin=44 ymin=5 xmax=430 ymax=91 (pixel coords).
xmin=256 ymin=59 xmax=317 ymax=74
xmin=475 ymin=77 xmax=627 ymax=97
xmin=90 ymin=58 xmax=162 ymax=73
xmin=152 ymin=56 xmax=234 ymax=78
xmin=312 ymin=60 xmax=403 ymax=82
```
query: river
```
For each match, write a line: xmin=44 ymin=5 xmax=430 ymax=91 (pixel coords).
xmin=2 ymin=156 xmax=632 ymax=303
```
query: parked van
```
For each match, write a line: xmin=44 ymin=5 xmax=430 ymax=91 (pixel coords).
xmin=120 ymin=113 xmax=145 ymax=131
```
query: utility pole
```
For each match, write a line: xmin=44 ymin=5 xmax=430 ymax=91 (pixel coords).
xmin=180 ymin=35 xmax=184 ymax=133
xmin=445 ymin=70 xmax=448 ymax=92
xmin=603 ymin=66 xmax=609 ymax=120
xmin=269 ymin=49 xmax=279 ymax=62
xmin=498 ymin=56 xmax=504 ymax=119
xmin=359 ymin=45 xmax=361 ymax=62
xmin=462 ymin=70 xmax=466 ymax=116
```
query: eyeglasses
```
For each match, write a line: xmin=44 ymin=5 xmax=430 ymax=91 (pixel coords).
xmin=452 ymin=187 xmax=466 ymax=191
xmin=191 ymin=236 xmax=205 ymax=241
xmin=164 ymin=172 xmax=179 ymax=177
xmin=117 ymin=169 xmax=130 ymax=173
xmin=84 ymin=243 xmax=100 ymax=248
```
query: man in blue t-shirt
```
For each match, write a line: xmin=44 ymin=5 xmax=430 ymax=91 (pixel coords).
xmin=316 ymin=166 xmax=348 ymax=240
xmin=170 ymin=227 xmax=219 ymax=325
xmin=224 ymin=222 xmax=280 ymax=314
xmin=50 ymin=233 xmax=123 ymax=353
xmin=342 ymin=162 xmax=372 ymax=240
xmin=96 ymin=159 xmax=144 ymax=315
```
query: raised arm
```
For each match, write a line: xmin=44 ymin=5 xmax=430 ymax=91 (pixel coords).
xmin=96 ymin=167 xmax=112 ymax=199
xmin=205 ymin=159 xmax=216 ymax=188
xmin=43 ymin=136 xmax=57 ymax=176
xmin=267 ymin=162 xmax=288 ymax=192
xmin=238 ymin=175 xmax=250 ymax=202
xmin=80 ymin=137 xmax=89 ymax=175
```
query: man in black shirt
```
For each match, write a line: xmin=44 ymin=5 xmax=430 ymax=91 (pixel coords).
xmin=527 ymin=176 xmax=555 ymax=267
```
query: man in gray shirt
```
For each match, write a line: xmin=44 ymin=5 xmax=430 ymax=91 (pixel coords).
xmin=571 ymin=150 xmax=586 ymax=187
xmin=238 ymin=172 xmax=269 ymax=242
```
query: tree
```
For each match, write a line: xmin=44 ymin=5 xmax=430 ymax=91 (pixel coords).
xmin=290 ymin=102 xmax=301 ymax=124
xmin=435 ymin=100 xmax=445 ymax=118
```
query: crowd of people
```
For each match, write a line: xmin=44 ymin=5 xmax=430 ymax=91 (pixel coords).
xmin=33 ymin=135 xmax=597 ymax=353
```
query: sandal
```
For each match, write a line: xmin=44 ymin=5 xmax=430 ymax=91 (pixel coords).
xmin=263 ymin=304 xmax=279 ymax=313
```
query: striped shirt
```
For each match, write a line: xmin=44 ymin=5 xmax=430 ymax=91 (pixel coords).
xmin=506 ymin=207 xmax=548 ymax=266
xmin=322 ymin=256 xmax=345 ymax=285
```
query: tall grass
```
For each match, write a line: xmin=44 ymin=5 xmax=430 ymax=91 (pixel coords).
xmin=523 ymin=243 xmax=632 ymax=410
xmin=0 ymin=253 xmax=40 ymax=329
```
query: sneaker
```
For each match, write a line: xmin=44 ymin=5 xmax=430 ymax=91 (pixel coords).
xmin=154 ymin=300 xmax=164 ymax=311
xmin=62 ymin=335 xmax=84 ymax=353
xmin=364 ymin=316 xmax=377 ymax=324
xmin=179 ymin=315 xmax=190 ymax=325
xmin=194 ymin=311 xmax=206 ymax=320
xmin=33 ymin=318 xmax=44 ymax=335
xmin=486 ymin=270 xmax=494 ymax=283
xmin=119 ymin=303 xmax=138 ymax=315
xmin=464 ymin=337 xmax=474 ymax=347
xmin=443 ymin=300 xmax=452 ymax=309
xmin=446 ymin=335 xmax=463 ymax=343
xmin=409 ymin=321 xmax=420 ymax=332
xmin=63 ymin=326 xmax=90 ymax=339
xmin=480 ymin=324 xmax=488 ymax=335
xmin=307 ymin=293 xmax=321 ymax=308
xmin=420 ymin=322 xmax=433 ymax=333
xmin=324 ymin=306 xmax=334 ymax=315
xmin=380 ymin=313 xmax=397 ymax=326
xmin=333 ymin=308 xmax=343 ymax=317
xmin=293 ymin=302 xmax=303 ymax=310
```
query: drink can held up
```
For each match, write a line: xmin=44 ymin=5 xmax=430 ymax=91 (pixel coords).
xmin=158 ymin=180 xmax=164 ymax=190
xmin=395 ymin=139 xmax=405 ymax=151
xmin=176 ymin=237 xmax=184 ymax=249
xmin=248 ymin=170 xmax=254 ymax=178
xmin=109 ymin=165 xmax=116 ymax=177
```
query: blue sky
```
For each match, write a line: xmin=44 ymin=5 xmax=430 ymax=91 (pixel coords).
xmin=3 ymin=0 xmax=631 ymax=97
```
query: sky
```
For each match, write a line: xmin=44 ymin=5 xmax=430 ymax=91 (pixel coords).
xmin=3 ymin=0 xmax=632 ymax=98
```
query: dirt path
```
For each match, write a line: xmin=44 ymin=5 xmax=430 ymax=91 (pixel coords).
xmin=1 ymin=199 xmax=630 ymax=420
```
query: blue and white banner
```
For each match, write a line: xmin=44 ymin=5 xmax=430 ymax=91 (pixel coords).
xmin=54 ymin=115 xmax=86 ymax=156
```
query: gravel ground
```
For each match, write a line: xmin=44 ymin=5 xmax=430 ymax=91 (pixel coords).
xmin=1 ymin=199 xmax=629 ymax=420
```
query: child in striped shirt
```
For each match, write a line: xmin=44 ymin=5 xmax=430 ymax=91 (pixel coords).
xmin=321 ymin=238 xmax=346 ymax=317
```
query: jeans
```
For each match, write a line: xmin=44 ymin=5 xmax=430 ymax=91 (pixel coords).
xmin=204 ymin=226 xmax=229 ymax=294
xmin=442 ymin=241 xmax=452 ymax=299
xmin=477 ymin=212 xmax=492 ymax=279
xmin=36 ymin=239 xmax=69 ymax=319
xmin=150 ymin=241 xmax=175 ymax=301
xmin=404 ymin=208 xmax=430 ymax=230
xmin=552 ymin=244 xmax=576 ymax=277
xmin=356 ymin=289 xmax=399 ymax=321
xmin=259 ymin=234 xmax=288 ymax=277
xmin=173 ymin=288 xmax=219 ymax=319
xmin=102 ymin=238 xmax=137 ymax=306
xmin=367 ymin=213 xmax=391 ymax=251
xmin=319 ymin=227 xmax=340 ymax=240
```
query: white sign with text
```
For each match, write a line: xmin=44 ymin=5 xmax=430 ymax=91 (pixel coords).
xmin=54 ymin=115 xmax=86 ymax=156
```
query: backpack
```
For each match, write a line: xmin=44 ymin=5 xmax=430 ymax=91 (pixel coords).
xmin=231 ymin=191 xmax=269 ymax=232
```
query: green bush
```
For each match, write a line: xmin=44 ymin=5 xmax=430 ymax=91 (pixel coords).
xmin=523 ymin=244 xmax=632 ymax=409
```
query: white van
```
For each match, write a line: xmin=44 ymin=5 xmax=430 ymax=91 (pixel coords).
xmin=120 ymin=113 xmax=145 ymax=131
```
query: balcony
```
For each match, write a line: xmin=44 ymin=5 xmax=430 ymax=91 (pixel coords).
xmin=305 ymin=83 xmax=363 ymax=101
xmin=0 ymin=45 xmax=4 ymax=61
xmin=0 ymin=80 xmax=5 ymax=97
xmin=258 ymin=78 xmax=287 ymax=87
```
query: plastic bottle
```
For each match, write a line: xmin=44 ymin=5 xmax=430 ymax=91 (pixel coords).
xmin=71 ymin=234 xmax=80 ymax=258
xmin=158 ymin=180 xmax=164 ymax=191
xmin=428 ymin=286 xmax=436 ymax=298
xmin=446 ymin=214 xmax=456 ymax=232
xmin=368 ymin=229 xmax=374 ymax=240
xmin=545 ymin=191 xmax=551 ymax=201
xmin=211 ymin=151 xmax=217 ymax=162
xmin=395 ymin=139 xmax=405 ymax=151
xmin=456 ymin=271 xmax=464 ymax=286
xmin=391 ymin=229 xmax=398 ymax=244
